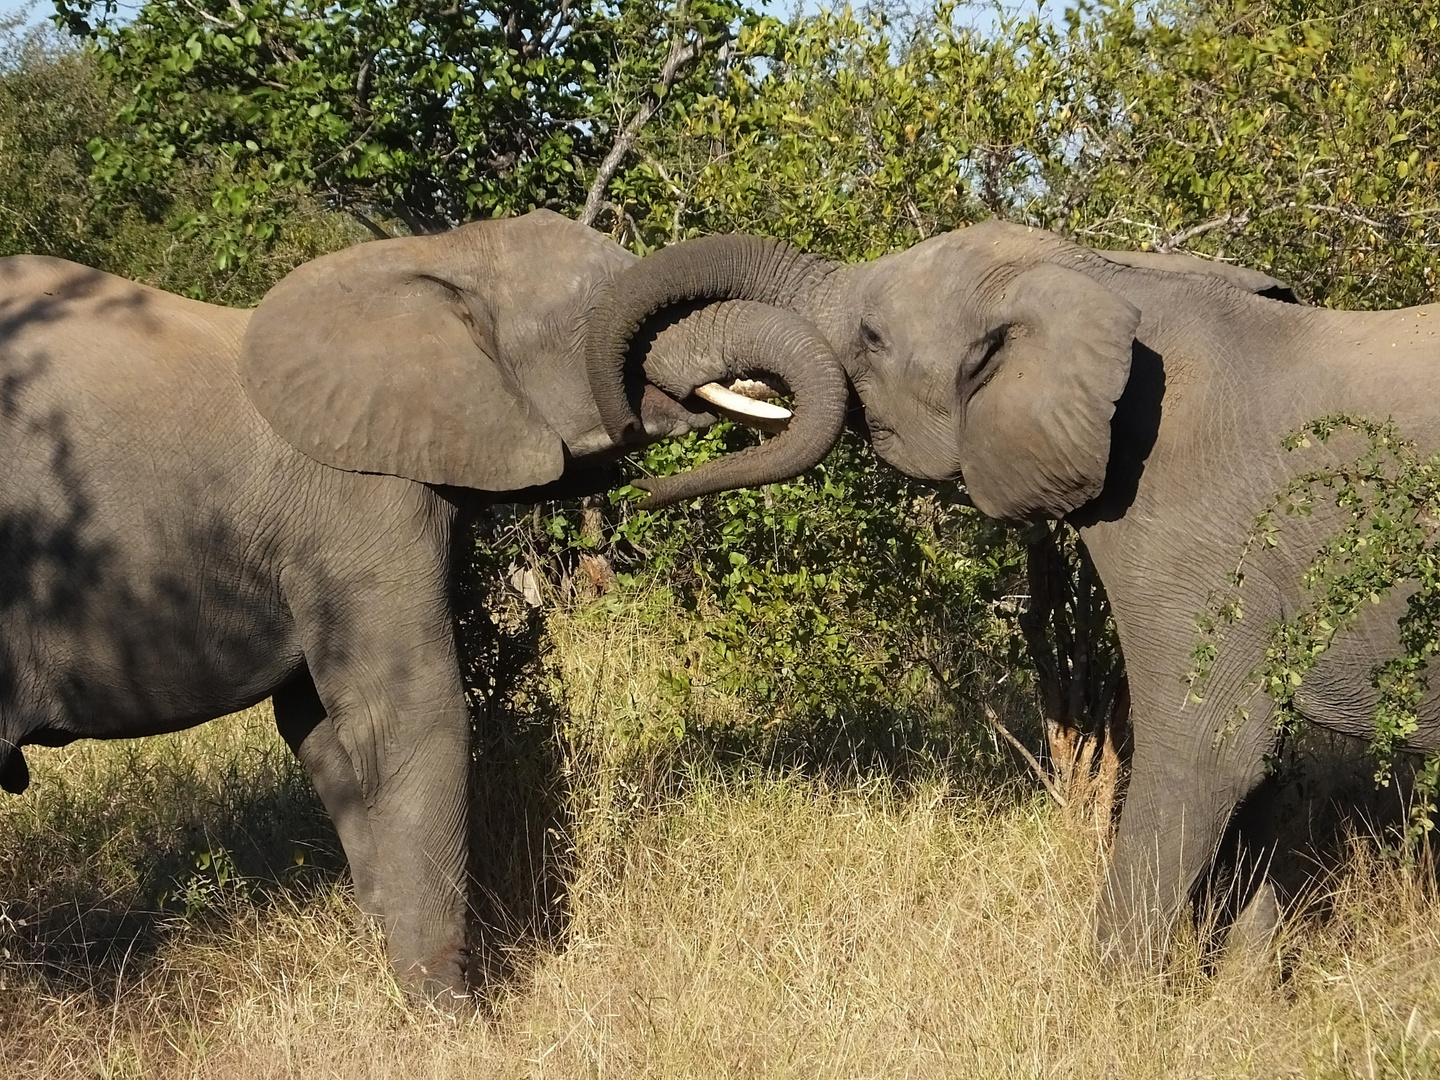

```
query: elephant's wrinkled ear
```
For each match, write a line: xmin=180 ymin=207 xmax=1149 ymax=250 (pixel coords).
xmin=962 ymin=263 xmax=1139 ymax=522
xmin=241 ymin=237 xmax=564 ymax=491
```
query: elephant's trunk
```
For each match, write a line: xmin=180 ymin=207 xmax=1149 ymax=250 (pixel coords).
xmin=633 ymin=300 xmax=847 ymax=510
xmin=585 ymin=235 xmax=831 ymax=443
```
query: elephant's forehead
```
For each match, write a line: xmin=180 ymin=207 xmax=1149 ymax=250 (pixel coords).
xmin=494 ymin=209 xmax=630 ymax=260
xmin=449 ymin=209 xmax=633 ymax=281
xmin=483 ymin=213 xmax=633 ymax=311
xmin=890 ymin=220 xmax=1050 ymax=274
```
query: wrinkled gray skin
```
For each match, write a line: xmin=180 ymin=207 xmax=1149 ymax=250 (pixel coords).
xmin=0 ymin=209 xmax=844 ymax=1000
xmin=590 ymin=221 xmax=1439 ymax=966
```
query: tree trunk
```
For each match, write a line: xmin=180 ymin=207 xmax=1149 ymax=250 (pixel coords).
xmin=1018 ymin=524 xmax=1131 ymax=837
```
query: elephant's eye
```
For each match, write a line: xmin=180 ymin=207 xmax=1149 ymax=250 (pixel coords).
xmin=859 ymin=317 xmax=887 ymax=354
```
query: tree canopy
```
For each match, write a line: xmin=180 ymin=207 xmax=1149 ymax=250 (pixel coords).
xmin=5 ymin=0 xmax=1440 ymax=792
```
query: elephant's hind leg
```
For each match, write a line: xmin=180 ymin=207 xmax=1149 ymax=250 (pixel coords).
xmin=273 ymin=671 xmax=385 ymax=918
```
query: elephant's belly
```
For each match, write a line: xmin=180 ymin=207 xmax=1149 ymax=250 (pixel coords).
xmin=1292 ymin=594 xmax=1440 ymax=751
xmin=0 ymin=539 xmax=303 ymax=741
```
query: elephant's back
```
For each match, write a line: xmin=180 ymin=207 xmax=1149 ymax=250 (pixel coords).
xmin=0 ymin=255 xmax=274 ymax=465
xmin=0 ymin=254 xmax=251 ymax=379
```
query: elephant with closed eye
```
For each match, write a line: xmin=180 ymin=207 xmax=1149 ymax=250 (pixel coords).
xmin=586 ymin=221 xmax=1440 ymax=967
xmin=0 ymin=209 xmax=846 ymax=999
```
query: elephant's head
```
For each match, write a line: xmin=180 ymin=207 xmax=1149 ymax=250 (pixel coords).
xmin=239 ymin=210 xmax=845 ymax=502
xmin=813 ymin=221 xmax=1142 ymax=522
xmin=588 ymin=220 xmax=1292 ymax=522
xmin=818 ymin=222 xmax=1299 ymax=521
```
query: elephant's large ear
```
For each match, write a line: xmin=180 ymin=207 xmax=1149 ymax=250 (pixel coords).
xmin=961 ymin=263 xmax=1140 ymax=522
xmin=241 ymin=236 xmax=565 ymax=491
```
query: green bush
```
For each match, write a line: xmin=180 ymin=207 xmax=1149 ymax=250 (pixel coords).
xmin=10 ymin=0 xmax=1440 ymax=782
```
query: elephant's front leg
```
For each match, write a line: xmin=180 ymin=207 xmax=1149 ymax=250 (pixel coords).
xmin=1095 ymin=691 xmax=1273 ymax=969
xmin=284 ymin=569 xmax=472 ymax=1000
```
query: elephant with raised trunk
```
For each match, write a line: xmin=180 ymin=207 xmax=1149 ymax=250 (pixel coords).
xmin=0 ymin=209 xmax=845 ymax=999
xmin=587 ymin=222 xmax=1438 ymax=966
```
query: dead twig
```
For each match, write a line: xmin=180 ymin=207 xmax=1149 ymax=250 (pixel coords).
xmin=919 ymin=655 xmax=1068 ymax=809
xmin=347 ymin=209 xmax=393 ymax=240
xmin=1157 ymin=211 xmax=1248 ymax=252
xmin=580 ymin=18 xmax=703 ymax=229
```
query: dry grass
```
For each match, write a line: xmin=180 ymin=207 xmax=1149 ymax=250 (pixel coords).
xmin=4 ymin=594 xmax=1440 ymax=1077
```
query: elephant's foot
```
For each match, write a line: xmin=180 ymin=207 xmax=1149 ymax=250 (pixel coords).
xmin=1218 ymin=882 xmax=1282 ymax=984
xmin=397 ymin=942 xmax=474 ymax=1011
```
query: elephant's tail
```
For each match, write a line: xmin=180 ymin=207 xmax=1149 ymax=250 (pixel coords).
xmin=0 ymin=737 xmax=29 ymax=794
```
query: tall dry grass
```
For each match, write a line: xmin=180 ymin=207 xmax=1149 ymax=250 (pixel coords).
xmin=2 ymin=589 xmax=1439 ymax=1077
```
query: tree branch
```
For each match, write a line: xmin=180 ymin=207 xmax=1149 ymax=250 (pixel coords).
xmin=1156 ymin=211 xmax=1248 ymax=252
xmin=347 ymin=208 xmax=393 ymax=240
xmin=919 ymin=655 xmax=1068 ymax=808
xmin=580 ymin=30 xmax=702 ymax=229
xmin=639 ymin=150 xmax=687 ymax=242
xmin=179 ymin=0 xmax=240 ymax=30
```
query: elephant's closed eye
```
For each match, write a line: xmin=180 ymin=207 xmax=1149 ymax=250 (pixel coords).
xmin=859 ymin=317 xmax=887 ymax=354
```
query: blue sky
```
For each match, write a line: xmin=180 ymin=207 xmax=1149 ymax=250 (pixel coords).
xmin=2 ymin=0 xmax=1048 ymax=34
xmin=1 ymin=0 xmax=36 ymax=23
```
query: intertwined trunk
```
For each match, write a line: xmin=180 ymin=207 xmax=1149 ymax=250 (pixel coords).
xmin=584 ymin=236 xmax=844 ymax=508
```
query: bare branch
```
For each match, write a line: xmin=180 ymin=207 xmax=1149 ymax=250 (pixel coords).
xmin=539 ymin=0 xmax=573 ymax=55
xmin=1156 ymin=211 xmax=1248 ymax=252
xmin=920 ymin=655 xmax=1068 ymax=808
xmin=1301 ymin=202 xmax=1387 ymax=232
xmin=905 ymin=198 xmax=930 ymax=240
xmin=639 ymin=150 xmax=688 ymax=243
xmin=180 ymin=0 xmax=241 ymax=30
xmin=580 ymin=31 xmax=703 ymax=229
xmin=347 ymin=209 xmax=394 ymax=240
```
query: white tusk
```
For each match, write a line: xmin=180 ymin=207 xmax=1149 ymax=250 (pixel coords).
xmin=694 ymin=382 xmax=792 ymax=432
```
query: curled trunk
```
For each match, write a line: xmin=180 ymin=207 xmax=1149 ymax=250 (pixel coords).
xmin=585 ymin=234 xmax=829 ymax=443
xmin=633 ymin=300 xmax=847 ymax=509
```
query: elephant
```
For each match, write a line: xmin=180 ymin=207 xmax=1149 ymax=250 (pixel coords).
xmin=584 ymin=222 xmax=1440 ymax=966
xmin=0 ymin=208 xmax=846 ymax=999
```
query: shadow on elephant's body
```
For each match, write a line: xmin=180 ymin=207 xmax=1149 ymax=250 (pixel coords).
xmin=0 ymin=549 xmax=581 ymax=1001
xmin=1069 ymin=340 xmax=1166 ymax=529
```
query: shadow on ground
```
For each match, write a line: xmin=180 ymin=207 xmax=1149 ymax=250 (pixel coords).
xmin=0 ymin=712 xmax=343 ymax=997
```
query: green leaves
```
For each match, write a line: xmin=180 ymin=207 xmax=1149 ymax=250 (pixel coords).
xmin=477 ymin=422 xmax=1023 ymax=739
xmin=60 ymin=0 xmax=751 ymax=265
xmin=17 ymin=0 xmax=1440 ymax=768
